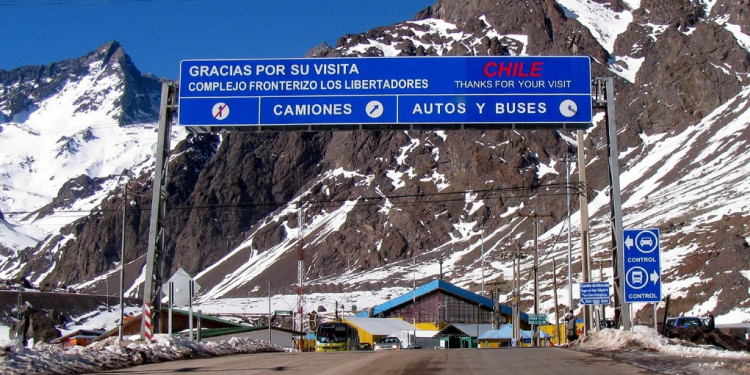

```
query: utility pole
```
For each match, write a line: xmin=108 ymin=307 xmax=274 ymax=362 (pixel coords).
xmin=553 ymin=257 xmax=561 ymax=345
xmin=598 ymin=261 xmax=606 ymax=324
xmin=577 ymin=129 xmax=592 ymax=333
xmin=268 ymin=280 xmax=272 ymax=343
xmin=560 ymin=154 xmax=573 ymax=314
xmin=570 ymin=28 xmax=594 ymax=334
xmin=296 ymin=205 xmax=305 ymax=337
xmin=119 ymin=176 xmax=128 ymax=343
xmin=508 ymin=245 xmax=525 ymax=344
xmin=486 ymin=280 xmax=506 ymax=330
xmin=480 ymin=225 xmax=485 ymax=297
xmin=413 ymin=256 xmax=417 ymax=325
xmin=519 ymin=212 xmax=552 ymax=346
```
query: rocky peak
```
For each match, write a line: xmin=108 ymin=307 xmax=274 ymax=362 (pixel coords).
xmin=94 ymin=40 xmax=125 ymax=65
xmin=0 ymin=41 xmax=160 ymax=125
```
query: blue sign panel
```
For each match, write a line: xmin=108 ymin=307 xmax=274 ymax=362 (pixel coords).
xmin=178 ymin=56 xmax=592 ymax=128
xmin=580 ymin=282 xmax=610 ymax=305
xmin=623 ymin=228 xmax=661 ymax=303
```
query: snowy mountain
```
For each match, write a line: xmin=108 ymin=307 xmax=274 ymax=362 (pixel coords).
xmin=0 ymin=0 xmax=748 ymax=329
xmin=0 ymin=42 xmax=189 ymax=288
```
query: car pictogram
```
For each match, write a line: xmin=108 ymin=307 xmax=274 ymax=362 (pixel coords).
xmin=640 ymin=237 xmax=653 ymax=247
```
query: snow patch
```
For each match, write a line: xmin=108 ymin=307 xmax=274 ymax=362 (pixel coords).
xmin=577 ymin=326 xmax=750 ymax=359
xmin=608 ymin=55 xmax=645 ymax=83
xmin=536 ymin=159 xmax=559 ymax=180
xmin=0 ymin=335 xmax=283 ymax=375
xmin=723 ymin=22 xmax=750 ymax=54
xmin=556 ymin=0 xmax=633 ymax=54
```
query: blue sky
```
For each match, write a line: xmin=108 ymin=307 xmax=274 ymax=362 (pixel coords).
xmin=0 ymin=0 xmax=435 ymax=79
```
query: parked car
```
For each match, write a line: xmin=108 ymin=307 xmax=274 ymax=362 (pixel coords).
xmin=664 ymin=316 xmax=703 ymax=338
xmin=374 ymin=336 xmax=401 ymax=351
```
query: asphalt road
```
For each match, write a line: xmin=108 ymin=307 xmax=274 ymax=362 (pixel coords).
xmin=96 ymin=348 xmax=659 ymax=375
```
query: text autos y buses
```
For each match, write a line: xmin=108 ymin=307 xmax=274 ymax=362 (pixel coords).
xmin=315 ymin=322 xmax=359 ymax=352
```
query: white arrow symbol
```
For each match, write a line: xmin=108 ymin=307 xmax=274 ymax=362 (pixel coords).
xmin=650 ymin=270 xmax=659 ymax=285
xmin=625 ymin=236 xmax=634 ymax=250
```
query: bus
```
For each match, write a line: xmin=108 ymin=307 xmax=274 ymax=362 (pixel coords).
xmin=315 ymin=322 xmax=359 ymax=352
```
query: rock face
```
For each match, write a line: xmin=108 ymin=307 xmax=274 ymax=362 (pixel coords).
xmin=1 ymin=0 xmax=749 ymax=326
xmin=14 ymin=306 xmax=63 ymax=345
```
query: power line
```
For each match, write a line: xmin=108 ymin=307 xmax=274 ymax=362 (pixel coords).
xmin=1 ymin=182 xmax=579 ymax=216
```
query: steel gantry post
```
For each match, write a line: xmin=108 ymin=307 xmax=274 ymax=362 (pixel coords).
xmin=142 ymin=82 xmax=177 ymax=340
xmin=593 ymin=77 xmax=630 ymax=330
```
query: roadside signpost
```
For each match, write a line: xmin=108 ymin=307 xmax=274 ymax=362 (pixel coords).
xmin=623 ymin=228 xmax=661 ymax=303
xmin=528 ymin=313 xmax=548 ymax=325
xmin=580 ymin=281 xmax=610 ymax=305
xmin=165 ymin=268 xmax=201 ymax=339
xmin=178 ymin=56 xmax=592 ymax=128
xmin=165 ymin=267 xmax=200 ymax=307
xmin=528 ymin=313 xmax=548 ymax=346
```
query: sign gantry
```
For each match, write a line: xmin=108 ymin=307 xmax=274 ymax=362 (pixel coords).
xmin=178 ymin=56 xmax=592 ymax=131
xmin=141 ymin=56 xmax=598 ymax=339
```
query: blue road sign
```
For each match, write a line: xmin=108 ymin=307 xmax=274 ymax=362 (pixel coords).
xmin=178 ymin=56 xmax=592 ymax=128
xmin=580 ymin=281 xmax=610 ymax=305
xmin=623 ymin=228 xmax=661 ymax=303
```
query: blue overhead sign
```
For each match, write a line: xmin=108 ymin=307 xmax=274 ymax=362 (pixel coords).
xmin=623 ymin=228 xmax=661 ymax=303
xmin=178 ymin=56 xmax=592 ymax=128
xmin=580 ymin=282 xmax=610 ymax=305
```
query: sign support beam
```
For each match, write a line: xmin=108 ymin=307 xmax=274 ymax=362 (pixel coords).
xmin=142 ymin=82 xmax=177 ymax=340
xmin=596 ymin=77 xmax=631 ymax=330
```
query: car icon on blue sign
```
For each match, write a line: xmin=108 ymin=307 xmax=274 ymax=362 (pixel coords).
xmin=640 ymin=237 xmax=653 ymax=247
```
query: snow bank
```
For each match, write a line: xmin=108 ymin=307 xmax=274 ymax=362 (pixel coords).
xmin=576 ymin=325 xmax=750 ymax=359
xmin=0 ymin=334 xmax=283 ymax=375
